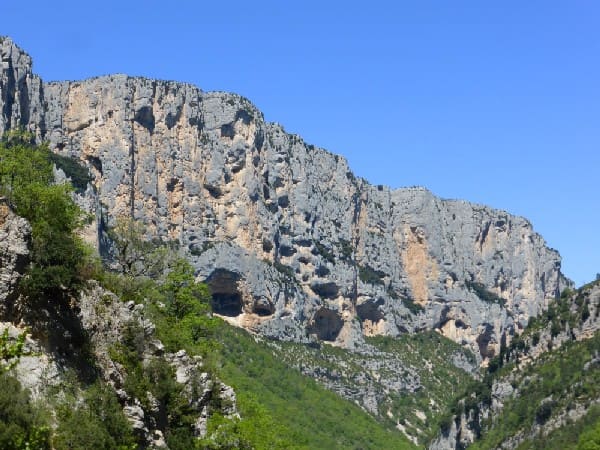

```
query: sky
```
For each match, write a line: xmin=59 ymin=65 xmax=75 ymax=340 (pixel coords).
xmin=3 ymin=1 xmax=599 ymax=286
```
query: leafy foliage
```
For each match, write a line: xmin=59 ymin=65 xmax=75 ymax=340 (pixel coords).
xmin=53 ymin=381 xmax=136 ymax=450
xmin=48 ymin=152 xmax=92 ymax=192
xmin=0 ymin=372 xmax=51 ymax=450
xmin=366 ymin=332 xmax=476 ymax=442
xmin=107 ymin=216 xmax=177 ymax=278
xmin=0 ymin=329 xmax=26 ymax=373
xmin=0 ymin=132 xmax=88 ymax=299
xmin=214 ymin=326 xmax=416 ymax=449
xmin=512 ymin=405 xmax=600 ymax=450
xmin=578 ymin=413 xmax=600 ymax=450
xmin=108 ymin=321 xmax=199 ymax=449
xmin=436 ymin=280 xmax=600 ymax=449
xmin=358 ymin=264 xmax=386 ymax=285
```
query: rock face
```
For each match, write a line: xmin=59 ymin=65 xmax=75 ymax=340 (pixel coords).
xmin=0 ymin=199 xmax=30 ymax=316
xmin=0 ymin=37 xmax=570 ymax=360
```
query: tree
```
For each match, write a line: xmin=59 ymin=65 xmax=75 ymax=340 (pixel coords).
xmin=0 ymin=329 xmax=26 ymax=374
xmin=107 ymin=217 xmax=176 ymax=278
xmin=0 ymin=372 xmax=51 ymax=449
xmin=161 ymin=259 xmax=211 ymax=320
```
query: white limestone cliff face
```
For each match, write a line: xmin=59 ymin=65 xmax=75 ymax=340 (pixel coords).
xmin=0 ymin=37 xmax=570 ymax=361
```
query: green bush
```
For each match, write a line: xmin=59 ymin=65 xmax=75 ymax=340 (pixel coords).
xmin=358 ymin=264 xmax=386 ymax=285
xmin=54 ymin=382 xmax=135 ymax=450
xmin=0 ymin=133 xmax=88 ymax=299
xmin=0 ymin=372 xmax=51 ymax=450
xmin=48 ymin=152 xmax=92 ymax=192
xmin=465 ymin=281 xmax=506 ymax=306
xmin=578 ymin=417 xmax=600 ymax=450
xmin=0 ymin=329 xmax=26 ymax=373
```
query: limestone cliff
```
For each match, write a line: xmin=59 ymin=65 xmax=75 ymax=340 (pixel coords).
xmin=0 ymin=37 xmax=570 ymax=361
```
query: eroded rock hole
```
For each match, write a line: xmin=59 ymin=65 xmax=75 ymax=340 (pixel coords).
xmin=253 ymin=298 xmax=274 ymax=317
xmin=311 ymin=281 xmax=339 ymax=299
xmin=220 ymin=123 xmax=235 ymax=138
xmin=279 ymin=244 xmax=296 ymax=257
xmin=308 ymin=308 xmax=343 ymax=342
xmin=356 ymin=298 xmax=385 ymax=324
xmin=205 ymin=269 xmax=243 ymax=316
xmin=235 ymin=110 xmax=252 ymax=124
xmin=85 ymin=155 xmax=103 ymax=175
xmin=134 ymin=106 xmax=155 ymax=133
xmin=166 ymin=178 xmax=180 ymax=192
xmin=476 ymin=323 xmax=496 ymax=359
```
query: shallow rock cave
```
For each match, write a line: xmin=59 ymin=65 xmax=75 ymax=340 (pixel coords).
xmin=476 ymin=323 xmax=497 ymax=359
xmin=252 ymin=297 xmax=274 ymax=317
xmin=310 ymin=281 xmax=339 ymax=299
xmin=356 ymin=298 xmax=385 ymax=324
xmin=205 ymin=269 xmax=243 ymax=317
xmin=307 ymin=308 xmax=344 ymax=342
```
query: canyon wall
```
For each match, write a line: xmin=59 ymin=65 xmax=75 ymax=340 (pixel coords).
xmin=0 ymin=37 xmax=569 ymax=360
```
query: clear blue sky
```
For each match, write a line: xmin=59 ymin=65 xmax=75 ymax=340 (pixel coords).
xmin=4 ymin=1 xmax=599 ymax=286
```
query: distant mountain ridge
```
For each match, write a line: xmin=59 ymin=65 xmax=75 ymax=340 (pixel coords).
xmin=0 ymin=36 xmax=569 ymax=363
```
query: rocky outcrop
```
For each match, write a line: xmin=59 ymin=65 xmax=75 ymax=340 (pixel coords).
xmin=430 ymin=282 xmax=600 ymax=449
xmin=0 ymin=199 xmax=30 ymax=316
xmin=0 ymin=37 xmax=570 ymax=361
xmin=78 ymin=283 xmax=238 ymax=446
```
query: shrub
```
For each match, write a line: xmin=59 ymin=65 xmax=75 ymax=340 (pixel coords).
xmin=54 ymin=382 xmax=135 ymax=450
xmin=0 ymin=134 xmax=88 ymax=299
xmin=358 ymin=264 xmax=386 ymax=285
xmin=48 ymin=152 xmax=92 ymax=192
xmin=0 ymin=372 xmax=51 ymax=450
xmin=465 ymin=281 xmax=506 ymax=306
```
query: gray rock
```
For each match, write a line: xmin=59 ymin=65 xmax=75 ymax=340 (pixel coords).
xmin=0 ymin=200 xmax=30 ymax=315
xmin=0 ymin=38 xmax=571 ymax=363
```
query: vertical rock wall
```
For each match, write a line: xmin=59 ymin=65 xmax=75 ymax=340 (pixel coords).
xmin=0 ymin=37 xmax=570 ymax=360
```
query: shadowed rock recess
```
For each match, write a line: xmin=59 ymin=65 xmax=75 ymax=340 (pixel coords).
xmin=0 ymin=37 xmax=570 ymax=361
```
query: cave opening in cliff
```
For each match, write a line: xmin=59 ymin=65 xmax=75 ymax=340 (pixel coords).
xmin=205 ymin=269 xmax=243 ymax=317
xmin=308 ymin=308 xmax=344 ymax=342
xmin=356 ymin=298 xmax=384 ymax=328
xmin=476 ymin=324 xmax=496 ymax=359
xmin=356 ymin=298 xmax=385 ymax=324
xmin=252 ymin=298 xmax=274 ymax=317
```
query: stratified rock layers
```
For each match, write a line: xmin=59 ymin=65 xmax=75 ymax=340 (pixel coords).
xmin=0 ymin=37 xmax=568 ymax=359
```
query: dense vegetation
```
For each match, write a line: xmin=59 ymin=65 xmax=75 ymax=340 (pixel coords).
xmin=0 ymin=131 xmax=88 ymax=301
xmin=469 ymin=334 xmax=599 ymax=449
xmin=0 ymin=134 xmax=137 ymax=449
xmin=213 ymin=327 xmax=414 ymax=449
xmin=368 ymin=333 xmax=476 ymax=442
xmin=265 ymin=330 xmax=476 ymax=444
